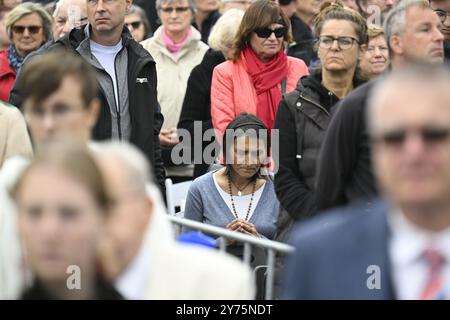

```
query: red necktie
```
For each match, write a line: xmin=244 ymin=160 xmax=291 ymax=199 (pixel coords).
xmin=419 ymin=248 xmax=446 ymax=300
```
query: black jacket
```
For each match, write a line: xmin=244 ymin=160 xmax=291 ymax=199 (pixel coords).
xmin=287 ymin=15 xmax=317 ymax=67
xmin=10 ymin=26 xmax=166 ymax=192
xmin=177 ymin=49 xmax=224 ymax=178
xmin=274 ymin=70 xmax=339 ymax=221
xmin=21 ymin=278 xmax=123 ymax=300
xmin=192 ymin=11 xmax=221 ymax=44
xmin=315 ymin=80 xmax=378 ymax=211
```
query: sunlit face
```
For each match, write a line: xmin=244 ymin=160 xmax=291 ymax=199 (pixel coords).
xmin=86 ymin=0 xmax=131 ymax=37
xmin=392 ymin=6 xmax=444 ymax=64
xmin=53 ymin=0 xmax=88 ymax=39
xmin=228 ymin=134 xmax=268 ymax=178
xmin=249 ymin=23 xmax=284 ymax=62
xmin=17 ymin=165 xmax=105 ymax=284
xmin=372 ymin=83 xmax=450 ymax=211
xmin=430 ymin=0 xmax=450 ymax=43
xmin=125 ymin=12 xmax=145 ymax=42
xmin=23 ymin=76 xmax=99 ymax=145
xmin=11 ymin=12 xmax=46 ymax=58
xmin=159 ymin=0 xmax=193 ymax=36
xmin=318 ymin=19 xmax=361 ymax=73
xmin=359 ymin=34 xmax=389 ymax=78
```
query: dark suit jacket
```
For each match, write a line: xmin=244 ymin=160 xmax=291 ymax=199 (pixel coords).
xmin=282 ymin=198 xmax=397 ymax=299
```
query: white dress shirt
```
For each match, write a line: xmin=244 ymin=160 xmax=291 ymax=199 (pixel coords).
xmin=388 ymin=209 xmax=450 ymax=299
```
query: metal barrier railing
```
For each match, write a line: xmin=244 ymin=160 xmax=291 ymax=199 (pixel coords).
xmin=167 ymin=215 xmax=295 ymax=300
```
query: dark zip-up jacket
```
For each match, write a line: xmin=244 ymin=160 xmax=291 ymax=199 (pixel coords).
xmin=10 ymin=26 xmax=165 ymax=192
xmin=274 ymin=70 xmax=364 ymax=220
xmin=315 ymin=80 xmax=378 ymax=211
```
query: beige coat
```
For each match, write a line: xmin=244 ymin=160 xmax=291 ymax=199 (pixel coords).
xmin=141 ymin=26 xmax=208 ymax=130
xmin=0 ymin=103 xmax=32 ymax=168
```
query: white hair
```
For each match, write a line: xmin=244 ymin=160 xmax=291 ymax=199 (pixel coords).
xmin=208 ymin=8 xmax=244 ymax=51
xmin=94 ymin=141 xmax=152 ymax=195
xmin=383 ymin=0 xmax=429 ymax=54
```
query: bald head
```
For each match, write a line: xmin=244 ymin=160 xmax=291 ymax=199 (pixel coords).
xmin=368 ymin=65 xmax=450 ymax=226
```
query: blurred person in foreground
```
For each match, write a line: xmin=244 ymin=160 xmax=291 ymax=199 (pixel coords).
xmin=11 ymin=140 xmax=123 ymax=299
xmin=95 ymin=141 xmax=255 ymax=299
xmin=0 ymin=50 xmax=99 ymax=299
xmin=283 ymin=64 xmax=450 ymax=300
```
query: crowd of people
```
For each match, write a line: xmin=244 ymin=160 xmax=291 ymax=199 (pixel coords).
xmin=0 ymin=0 xmax=450 ymax=300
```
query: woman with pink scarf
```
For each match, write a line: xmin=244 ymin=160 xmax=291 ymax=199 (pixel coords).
xmin=141 ymin=0 xmax=208 ymax=181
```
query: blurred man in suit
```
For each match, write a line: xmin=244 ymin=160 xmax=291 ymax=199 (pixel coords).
xmin=282 ymin=64 xmax=450 ymax=299
xmin=95 ymin=141 xmax=255 ymax=300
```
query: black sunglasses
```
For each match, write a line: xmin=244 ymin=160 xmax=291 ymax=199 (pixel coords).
xmin=125 ymin=21 xmax=142 ymax=29
xmin=12 ymin=25 xmax=42 ymax=34
xmin=254 ymin=26 xmax=286 ymax=39
xmin=373 ymin=127 xmax=450 ymax=146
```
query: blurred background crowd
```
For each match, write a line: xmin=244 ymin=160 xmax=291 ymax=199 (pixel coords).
xmin=1 ymin=0 xmax=450 ymax=300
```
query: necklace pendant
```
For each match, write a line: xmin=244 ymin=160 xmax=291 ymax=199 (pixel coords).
xmin=238 ymin=191 xmax=242 ymax=197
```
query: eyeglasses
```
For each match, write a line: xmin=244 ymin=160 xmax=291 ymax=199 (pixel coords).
xmin=434 ymin=9 xmax=450 ymax=23
xmin=318 ymin=36 xmax=359 ymax=50
xmin=12 ymin=25 xmax=42 ymax=35
xmin=27 ymin=103 xmax=84 ymax=121
xmin=159 ymin=6 xmax=191 ymax=14
xmin=372 ymin=126 xmax=450 ymax=147
xmin=125 ymin=21 xmax=142 ymax=29
xmin=254 ymin=27 xmax=286 ymax=39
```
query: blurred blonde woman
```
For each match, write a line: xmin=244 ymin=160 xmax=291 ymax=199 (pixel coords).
xmin=12 ymin=140 xmax=122 ymax=299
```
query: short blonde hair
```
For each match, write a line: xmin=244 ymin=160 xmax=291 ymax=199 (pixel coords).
xmin=208 ymin=8 xmax=244 ymax=51
xmin=5 ymin=2 xmax=53 ymax=41
xmin=367 ymin=24 xmax=384 ymax=40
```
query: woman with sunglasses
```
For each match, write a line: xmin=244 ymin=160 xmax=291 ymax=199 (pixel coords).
xmin=141 ymin=0 xmax=208 ymax=183
xmin=211 ymin=0 xmax=308 ymax=144
xmin=0 ymin=2 xmax=52 ymax=103
xmin=125 ymin=4 xmax=152 ymax=42
xmin=274 ymin=2 xmax=367 ymax=230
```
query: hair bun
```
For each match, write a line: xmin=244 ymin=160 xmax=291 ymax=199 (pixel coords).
xmin=319 ymin=1 xmax=344 ymax=12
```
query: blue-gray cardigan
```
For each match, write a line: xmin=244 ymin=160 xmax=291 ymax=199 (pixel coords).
xmin=183 ymin=171 xmax=280 ymax=239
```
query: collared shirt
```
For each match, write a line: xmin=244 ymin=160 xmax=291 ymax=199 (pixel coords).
xmin=115 ymin=235 xmax=152 ymax=300
xmin=388 ymin=209 xmax=450 ymax=299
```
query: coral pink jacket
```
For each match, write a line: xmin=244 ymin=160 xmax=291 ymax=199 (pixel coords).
xmin=210 ymin=53 xmax=309 ymax=141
